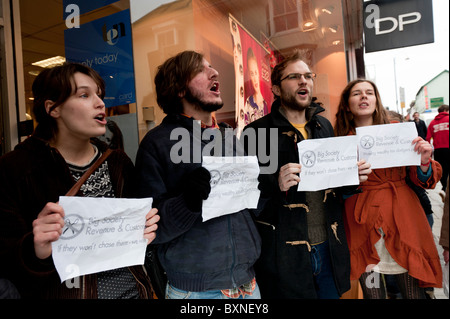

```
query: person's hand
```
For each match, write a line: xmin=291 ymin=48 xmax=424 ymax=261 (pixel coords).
xmin=182 ymin=167 xmax=211 ymax=211
xmin=144 ymin=208 xmax=159 ymax=245
xmin=278 ymin=163 xmax=301 ymax=191
xmin=412 ymin=137 xmax=433 ymax=172
xmin=32 ymin=202 xmax=65 ymax=259
xmin=443 ymin=249 xmax=449 ymax=264
xmin=357 ymin=159 xmax=372 ymax=183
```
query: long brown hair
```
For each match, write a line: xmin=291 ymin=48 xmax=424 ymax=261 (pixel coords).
xmin=334 ymin=79 xmax=389 ymax=136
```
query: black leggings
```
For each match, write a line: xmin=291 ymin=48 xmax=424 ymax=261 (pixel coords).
xmin=359 ymin=271 xmax=426 ymax=299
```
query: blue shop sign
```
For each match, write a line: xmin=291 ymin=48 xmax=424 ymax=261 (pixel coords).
xmin=64 ymin=9 xmax=136 ymax=108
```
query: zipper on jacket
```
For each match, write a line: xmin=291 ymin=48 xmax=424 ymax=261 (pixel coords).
xmin=228 ymin=215 xmax=237 ymax=288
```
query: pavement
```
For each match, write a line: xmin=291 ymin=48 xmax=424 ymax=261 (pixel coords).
xmin=427 ymin=181 xmax=448 ymax=299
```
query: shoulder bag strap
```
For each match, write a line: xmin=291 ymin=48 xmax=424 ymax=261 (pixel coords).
xmin=65 ymin=148 xmax=113 ymax=196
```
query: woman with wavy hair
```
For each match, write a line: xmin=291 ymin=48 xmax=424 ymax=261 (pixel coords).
xmin=334 ymin=79 xmax=442 ymax=299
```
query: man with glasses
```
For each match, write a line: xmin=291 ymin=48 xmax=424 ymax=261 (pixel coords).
xmin=243 ymin=51 xmax=353 ymax=298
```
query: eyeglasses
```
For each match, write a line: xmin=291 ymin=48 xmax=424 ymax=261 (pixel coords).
xmin=280 ymin=72 xmax=316 ymax=82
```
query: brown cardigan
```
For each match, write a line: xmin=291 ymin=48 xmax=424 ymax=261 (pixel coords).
xmin=0 ymin=136 xmax=155 ymax=299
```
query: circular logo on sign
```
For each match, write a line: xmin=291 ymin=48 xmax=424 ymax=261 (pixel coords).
xmin=360 ymin=135 xmax=375 ymax=149
xmin=209 ymin=170 xmax=221 ymax=188
xmin=60 ymin=214 xmax=84 ymax=240
xmin=301 ymin=151 xmax=316 ymax=168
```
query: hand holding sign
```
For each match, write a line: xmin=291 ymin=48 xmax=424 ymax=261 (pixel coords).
xmin=33 ymin=202 xmax=66 ymax=260
xmin=51 ymin=197 xmax=154 ymax=282
xmin=278 ymin=163 xmax=301 ymax=191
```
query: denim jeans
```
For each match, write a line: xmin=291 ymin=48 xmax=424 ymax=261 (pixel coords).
xmin=310 ymin=240 xmax=340 ymax=299
xmin=165 ymin=281 xmax=261 ymax=299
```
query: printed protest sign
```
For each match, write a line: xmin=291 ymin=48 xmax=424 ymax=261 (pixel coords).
xmin=52 ymin=197 xmax=152 ymax=282
xmin=202 ymin=156 xmax=260 ymax=222
xmin=297 ymin=136 xmax=359 ymax=191
xmin=356 ymin=122 xmax=420 ymax=169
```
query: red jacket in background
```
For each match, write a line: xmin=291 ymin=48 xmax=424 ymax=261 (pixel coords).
xmin=426 ymin=112 xmax=449 ymax=149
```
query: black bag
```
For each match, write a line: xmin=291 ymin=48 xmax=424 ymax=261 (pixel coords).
xmin=144 ymin=245 xmax=167 ymax=299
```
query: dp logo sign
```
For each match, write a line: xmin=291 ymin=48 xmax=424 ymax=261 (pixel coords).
xmin=363 ymin=0 xmax=434 ymax=53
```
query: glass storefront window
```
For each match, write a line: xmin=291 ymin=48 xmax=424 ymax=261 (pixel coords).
xmin=17 ymin=0 xmax=142 ymax=160
xmin=132 ymin=0 xmax=348 ymax=139
xmin=7 ymin=0 xmax=355 ymax=153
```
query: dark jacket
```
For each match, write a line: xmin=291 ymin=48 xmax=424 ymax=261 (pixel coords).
xmin=414 ymin=119 xmax=427 ymax=140
xmin=0 ymin=136 xmax=154 ymax=299
xmin=135 ymin=114 xmax=261 ymax=292
xmin=243 ymin=100 xmax=351 ymax=298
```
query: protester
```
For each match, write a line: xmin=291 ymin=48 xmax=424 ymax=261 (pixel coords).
xmin=426 ymin=104 xmax=449 ymax=192
xmin=135 ymin=50 xmax=262 ymax=299
xmin=0 ymin=63 xmax=159 ymax=299
xmin=99 ymin=119 xmax=124 ymax=150
xmin=334 ymin=79 xmax=443 ymax=299
xmin=242 ymin=51 xmax=370 ymax=299
xmin=413 ymin=111 xmax=427 ymax=140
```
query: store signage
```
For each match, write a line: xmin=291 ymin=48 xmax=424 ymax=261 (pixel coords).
xmin=363 ymin=0 xmax=434 ymax=53
xmin=63 ymin=0 xmax=117 ymax=19
xmin=430 ymin=97 xmax=444 ymax=109
xmin=64 ymin=9 xmax=136 ymax=108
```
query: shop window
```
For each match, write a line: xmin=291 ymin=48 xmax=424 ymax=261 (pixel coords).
xmin=272 ymin=0 xmax=298 ymax=33
xmin=267 ymin=0 xmax=318 ymax=35
xmin=156 ymin=28 xmax=178 ymax=49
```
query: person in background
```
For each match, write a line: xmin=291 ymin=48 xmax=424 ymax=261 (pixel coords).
xmin=135 ymin=50 xmax=262 ymax=299
xmin=334 ymin=79 xmax=443 ymax=299
xmin=412 ymin=111 xmax=427 ymax=140
xmin=243 ymin=50 xmax=371 ymax=299
xmin=0 ymin=63 xmax=159 ymax=299
xmin=99 ymin=119 xmax=124 ymax=150
xmin=426 ymin=104 xmax=449 ymax=192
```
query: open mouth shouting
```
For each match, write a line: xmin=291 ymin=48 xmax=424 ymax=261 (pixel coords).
xmin=359 ymin=102 xmax=370 ymax=109
xmin=94 ymin=113 xmax=107 ymax=125
xmin=210 ymin=82 xmax=220 ymax=95
xmin=297 ymin=88 xmax=309 ymax=97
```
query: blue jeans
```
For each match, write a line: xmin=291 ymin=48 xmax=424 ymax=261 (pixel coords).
xmin=165 ymin=282 xmax=261 ymax=299
xmin=310 ymin=240 xmax=340 ymax=299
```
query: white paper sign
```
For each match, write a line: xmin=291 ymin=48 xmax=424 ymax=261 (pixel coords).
xmin=52 ymin=197 xmax=152 ymax=282
xmin=297 ymin=136 xmax=359 ymax=191
xmin=202 ymin=156 xmax=260 ymax=222
xmin=356 ymin=122 xmax=420 ymax=169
